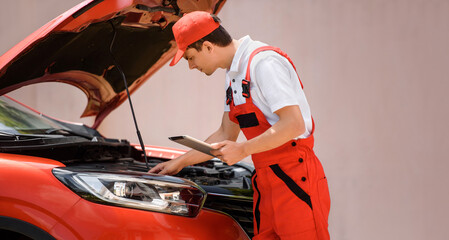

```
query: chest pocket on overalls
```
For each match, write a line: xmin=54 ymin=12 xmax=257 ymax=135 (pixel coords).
xmin=236 ymin=112 xmax=259 ymax=128
xmin=229 ymin=79 xmax=260 ymax=129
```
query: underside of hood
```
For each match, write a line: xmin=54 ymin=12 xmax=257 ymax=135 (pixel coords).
xmin=0 ymin=0 xmax=226 ymax=128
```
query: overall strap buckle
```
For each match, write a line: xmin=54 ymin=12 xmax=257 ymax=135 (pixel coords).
xmin=226 ymin=86 xmax=233 ymax=105
xmin=242 ymin=79 xmax=250 ymax=98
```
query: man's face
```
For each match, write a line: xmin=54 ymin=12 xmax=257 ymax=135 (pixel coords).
xmin=183 ymin=43 xmax=218 ymax=76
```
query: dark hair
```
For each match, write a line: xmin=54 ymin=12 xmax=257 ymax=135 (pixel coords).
xmin=187 ymin=14 xmax=232 ymax=51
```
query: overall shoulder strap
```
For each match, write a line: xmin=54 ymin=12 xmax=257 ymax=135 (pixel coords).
xmin=245 ymin=46 xmax=315 ymax=135
xmin=245 ymin=46 xmax=304 ymax=89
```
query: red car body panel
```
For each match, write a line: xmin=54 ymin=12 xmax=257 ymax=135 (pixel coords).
xmin=0 ymin=154 xmax=74 ymax=233
xmin=51 ymin=201 xmax=247 ymax=240
xmin=0 ymin=153 xmax=249 ymax=239
xmin=0 ymin=0 xmax=226 ymax=129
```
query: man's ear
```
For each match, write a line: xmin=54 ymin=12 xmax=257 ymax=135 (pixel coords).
xmin=202 ymin=41 xmax=214 ymax=53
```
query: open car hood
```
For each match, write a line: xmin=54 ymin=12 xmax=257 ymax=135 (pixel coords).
xmin=0 ymin=0 xmax=226 ymax=129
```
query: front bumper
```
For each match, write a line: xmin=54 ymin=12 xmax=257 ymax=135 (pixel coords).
xmin=50 ymin=198 xmax=250 ymax=240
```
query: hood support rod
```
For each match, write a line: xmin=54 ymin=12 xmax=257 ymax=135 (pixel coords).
xmin=108 ymin=20 xmax=150 ymax=170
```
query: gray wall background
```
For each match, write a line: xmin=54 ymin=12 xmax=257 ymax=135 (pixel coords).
xmin=2 ymin=0 xmax=449 ymax=239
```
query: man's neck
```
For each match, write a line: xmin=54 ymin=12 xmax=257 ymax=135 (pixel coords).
xmin=220 ymin=39 xmax=240 ymax=70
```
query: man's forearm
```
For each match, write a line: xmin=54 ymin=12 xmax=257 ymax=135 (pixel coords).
xmin=177 ymin=118 xmax=240 ymax=167
xmin=243 ymin=115 xmax=303 ymax=155
xmin=176 ymin=130 xmax=228 ymax=167
xmin=210 ymin=106 xmax=305 ymax=165
xmin=243 ymin=106 xmax=305 ymax=155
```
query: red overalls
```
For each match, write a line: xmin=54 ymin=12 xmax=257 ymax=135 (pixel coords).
xmin=228 ymin=46 xmax=331 ymax=240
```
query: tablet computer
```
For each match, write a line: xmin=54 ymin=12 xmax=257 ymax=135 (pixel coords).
xmin=169 ymin=135 xmax=215 ymax=157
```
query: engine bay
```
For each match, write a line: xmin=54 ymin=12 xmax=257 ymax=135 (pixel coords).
xmin=0 ymin=135 xmax=254 ymax=196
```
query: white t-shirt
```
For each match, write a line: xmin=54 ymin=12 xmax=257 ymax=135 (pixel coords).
xmin=224 ymin=36 xmax=313 ymax=139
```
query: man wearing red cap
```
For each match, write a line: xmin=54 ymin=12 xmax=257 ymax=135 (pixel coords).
xmin=150 ymin=11 xmax=330 ymax=240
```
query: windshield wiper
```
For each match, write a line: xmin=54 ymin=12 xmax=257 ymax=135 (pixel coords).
xmin=45 ymin=128 xmax=93 ymax=139
xmin=0 ymin=131 xmax=18 ymax=140
xmin=45 ymin=128 xmax=73 ymax=135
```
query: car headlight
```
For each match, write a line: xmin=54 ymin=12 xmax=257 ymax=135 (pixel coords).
xmin=52 ymin=168 xmax=206 ymax=217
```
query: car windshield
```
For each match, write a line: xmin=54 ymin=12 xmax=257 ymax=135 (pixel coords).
xmin=0 ymin=96 xmax=66 ymax=135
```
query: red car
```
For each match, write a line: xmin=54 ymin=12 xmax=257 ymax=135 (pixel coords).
xmin=0 ymin=1 xmax=254 ymax=239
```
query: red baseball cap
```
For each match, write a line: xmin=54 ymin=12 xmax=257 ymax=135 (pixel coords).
xmin=169 ymin=11 xmax=220 ymax=66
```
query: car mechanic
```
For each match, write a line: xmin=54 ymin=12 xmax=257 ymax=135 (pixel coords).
xmin=149 ymin=11 xmax=330 ymax=240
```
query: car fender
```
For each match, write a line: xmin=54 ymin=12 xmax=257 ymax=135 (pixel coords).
xmin=0 ymin=153 xmax=81 ymax=236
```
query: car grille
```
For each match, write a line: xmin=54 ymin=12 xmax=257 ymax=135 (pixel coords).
xmin=203 ymin=194 xmax=254 ymax=238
